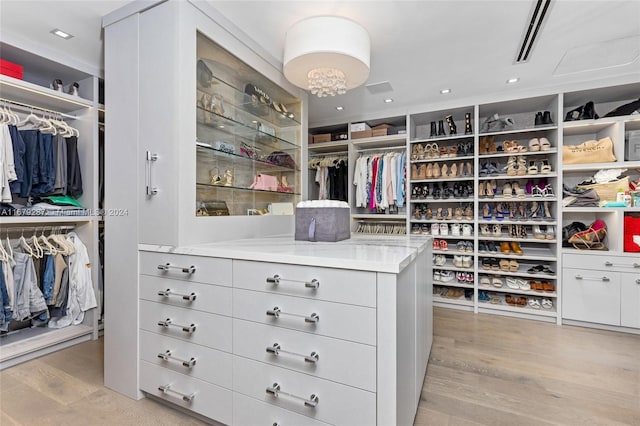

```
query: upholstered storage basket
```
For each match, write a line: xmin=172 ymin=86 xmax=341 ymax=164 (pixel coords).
xmin=295 ymin=207 xmax=350 ymax=242
xmin=577 ymin=176 xmax=629 ymax=202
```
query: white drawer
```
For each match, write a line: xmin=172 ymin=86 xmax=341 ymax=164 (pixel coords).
xmin=139 ymin=300 xmax=232 ymax=352
xmin=139 ymin=251 xmax=232 ymax=286
xmin=233 ymin=289 xmax=376 ymax=345
xmin=562 ymin=268 xmax=621 ymax=326
xmin=140 ymin=275 xmax=232 ymax=316
xmin=233 ymin=392 xmax=331 ymax=426
xmin=563 ymin=253 xmax=640 ymax=272
xmin=140 ymin=330 xmax=232 ymax=389
xmin=233 ymin=319 xmax=376 ymax=392
xmin=233 ymin=356 xmax=375 ymax=426
xmin=140 ymin=360 xmax=232 ymax=424
xmin=233 ymin=260 xmax=376 ymax=307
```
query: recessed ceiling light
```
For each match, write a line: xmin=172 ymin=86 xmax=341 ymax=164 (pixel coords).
xmin=384 ymin=98 xmax=393 ymax=103
xmin=336 ymin=106 xmax=344 ymax=111
xmin=50 ymin=28 xmax=73 ymax=40
xmin=218 ymin=125 xmax=225 ymax=129
xmin=507 ymin=77 xmax=520 ymax=84
xmin=440 ymin=89 xmax=451 ymax=94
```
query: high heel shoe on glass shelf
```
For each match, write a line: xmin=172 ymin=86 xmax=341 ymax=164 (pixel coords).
xmin=486 ymin=180 xmax=495 ymax=198
xmin=448 ymin=163 xmax=457 ymax=178
xmin=482 ymin=203 xmax=492 ymax=220
xmin=423 ymin=163 xmax=432 ymax=179
xmin=545 ymin=225 xmax=556 ymax=240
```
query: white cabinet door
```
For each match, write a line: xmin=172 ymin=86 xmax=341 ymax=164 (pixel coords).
xmin=620 ymin=272 xmax=640 ymax=328
xmin=562 ymin=268 xmax=621 ymax=326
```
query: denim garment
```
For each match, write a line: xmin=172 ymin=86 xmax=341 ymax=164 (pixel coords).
xmin=42 ymin=254 xmax=55 ymax=304
xmin=12 ymin=252 xmax=47 ymax=321
xmin=65 ymin=136 xmax=83 ymax=197
xmin=8 ymin=125 xmax=26 ymax=194
xmin=18 ymin=130 xmax=39 ymax=197
xmin=52 ymin=135 xmax=67 ymax=195
xmin=0 ymin=263 xmax=12 ymax=331
xmin=31 ymin=133 xmax=55 ymax=195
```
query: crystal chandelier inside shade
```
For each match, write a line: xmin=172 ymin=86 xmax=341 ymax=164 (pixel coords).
xmin=283 ymin=16 xmax=370 ymax=98
xmin=308 ymin=68 xmax=347 ymax=97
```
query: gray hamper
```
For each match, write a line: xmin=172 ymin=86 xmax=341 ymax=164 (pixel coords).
xmin=295 ymin=207 xmax=351 ymax=242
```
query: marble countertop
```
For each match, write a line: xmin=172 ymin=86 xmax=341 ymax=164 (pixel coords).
xmin=139 ymin=235 xmax=431 ymax=273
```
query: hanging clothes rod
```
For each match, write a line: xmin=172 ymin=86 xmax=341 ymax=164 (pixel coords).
xmin=0 ymin=97 xmax=78 ymax=120
xmin=356 ymin=146 xmax=406 ymax=154
xmin=308 ymin=150 xmax=348 ymax=157
xmin=2 ymin=225 xmax=78 ymax=235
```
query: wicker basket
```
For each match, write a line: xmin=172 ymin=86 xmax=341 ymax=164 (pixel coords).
xmin=577 ymin=176 xmax=630 ymax=202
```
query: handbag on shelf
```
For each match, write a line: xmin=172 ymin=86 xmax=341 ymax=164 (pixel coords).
xmin=562 ymin=136 xmax=616 ymax=164
xmin=561 ymin=221 xmax=588 ymax=247
xmin=568 ymin=219 xmax=607 ymax=250
xmin=248 ymin=174 xmax=279 ymax=191
xmin=196 ymin=200 xmax=230 ymax=216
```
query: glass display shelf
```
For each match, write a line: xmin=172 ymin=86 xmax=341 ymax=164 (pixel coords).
xmin=196 ymin=144 xmax=297 ymax=174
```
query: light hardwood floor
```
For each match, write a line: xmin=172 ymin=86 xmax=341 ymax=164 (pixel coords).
xmin=1 ymin=308 xmax=639 ymax=426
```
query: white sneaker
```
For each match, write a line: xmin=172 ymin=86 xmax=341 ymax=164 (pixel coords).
xmin=451 ymin=223 xmax=461 ymax=236
xmin=440 ymin=223 xmax=449 ymax=236
xmin=462 ymin=224 xmax=472 ymax=236
xmin=440 ymin=271 xmax=454 ymax=282
xmin=431 ymin=223 xmax=440 ymax=236
xmin=462 ymin=255 xmax=472 ymax=268
xmin=453 ymin=255 xmax=462 ymax=267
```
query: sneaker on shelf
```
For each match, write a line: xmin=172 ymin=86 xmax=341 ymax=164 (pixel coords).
xmin=451 ymin=223 xmax=461 ymax=236
xmin=440 ymin=271 xmax=455 ymax=282
xmin=439 ymin=223 xmax=449 ymax=236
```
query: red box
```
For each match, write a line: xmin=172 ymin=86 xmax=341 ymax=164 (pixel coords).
xmin=0 ymin=59 xmax=23 ymax=79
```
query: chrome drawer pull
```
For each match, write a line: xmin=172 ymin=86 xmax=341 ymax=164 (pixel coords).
xmin=157 ymin=349 xmax=197 ymax=368
xmin=157 ymin=263 xmax=196 ymax=274
xmin=575 ymin=275 xmax=610 ymax=282
xmin=157 ymin=318 xmax=197 ymax=333
xmin=266 ymin=343 xmax=320 ymax=363
xmin=157 ymin=289 xmax=197 ymax=301
xmin=266 ymin=306 xmax=319 ymax=323
xmin=158 ymin=383 xmax=195 ymax=402
xmin=266 ymin=274 xmax=320 ymax=289
xmin=604 ymin=261 xmax=640 ymax=268
xmin=266 ymin=382 xmax=319 ymax=408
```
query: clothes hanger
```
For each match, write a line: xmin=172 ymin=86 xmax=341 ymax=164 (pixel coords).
xmin=49 ymin=228 xmax=71 ymax=255
xmin=30 ymin=228 xmax=44 ymax=258
xmin=18 ymin=229 xmax=35 ymax=257
xmin=39 ymin=228 xmax=57 ymax=256
xmin=5 ymin=231 xmax=13 ymax=263
xmin=0 ymin=235 xmax=7 ymax=262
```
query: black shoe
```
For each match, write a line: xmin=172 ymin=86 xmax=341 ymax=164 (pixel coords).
xmin=438 ymin=120 xmax=446 ymax=136
xmin=441 ymin=183 xmax=451 ymax=199
xmin=604 ymin=98 xmax=640 ymax=117
xmin=542 ymin=110 xmax=553 ymax=124
xmin=445 ymin=115 xmax=457 ymax=135
xmin=534 ymin=112 xmax=543 ymax=126
xmin=582 ymin=101 xmax=599 ymax=120
xmin=430 ymin=121 xmax=437 ymax=137
xmin=565 ymin=105 xmax=583 ymax=121
xmin=464 ymin=112 xmax=473 ymax=134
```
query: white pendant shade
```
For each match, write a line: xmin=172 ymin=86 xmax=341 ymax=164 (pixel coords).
xmin=283 ymin=16 xmax=370 ymax=97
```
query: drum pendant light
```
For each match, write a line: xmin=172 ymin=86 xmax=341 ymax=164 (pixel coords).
xmin=283 ymin=16 xmax=370 ymax=97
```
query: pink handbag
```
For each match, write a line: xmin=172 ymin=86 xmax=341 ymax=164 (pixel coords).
xmin=249 ymin=174 xmax=279 ymax=191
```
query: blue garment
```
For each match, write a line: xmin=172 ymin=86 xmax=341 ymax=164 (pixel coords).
xmin=0 ymin=263 xmax=12 ymax=331
xmin=375 ymin=156 xmax=384 ymax=209
xmin=18 ymin=130 xmax=39 ymax=197
xmin=396 ymin=152 xmax=406 ymax=208
xmin=43 ymin=254 xmax=55 ymax=304
xmin=31 ymin=133 xmax=55 ymax=195
xmin=8 ymin=125 xmax=26 ymax=194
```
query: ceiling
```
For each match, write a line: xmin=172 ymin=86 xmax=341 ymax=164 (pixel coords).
xmin=1 ymin=1 xmax=639 ymax=127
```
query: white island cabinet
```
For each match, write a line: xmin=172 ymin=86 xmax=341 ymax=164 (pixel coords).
xmin=138 ymin=236 xmax=432 ymax=426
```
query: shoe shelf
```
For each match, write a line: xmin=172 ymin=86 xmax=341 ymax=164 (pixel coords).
xmin=351 ymin=213 xmax=406 ymax=220
xmin=196 ymin=145 xmax=297 ymax=173
xmin=478 ymin=148 xmax=558 ymax=159
xmin=477 ymin=250 xmax=556 ymax=262
xmin=562 ymin=118 xmax=620 ymax=135
xmin=480 ymin=235 xmax=557 ymax=243
xmin=478 ymin=301 xmax=557 ymax=317
xmin=433 ymin=297 xmax=475 ymax=307
xmin=412 ymin=219 xmax=474 ymax=224
xmin=410 ymin=154 xmax=475 ymax=163
xmin=478 ymin=173 xmax=558 ymax=181
xmin=411 ymin=134 xmax=474 ymax=143
xmin=478 ymin=124 xmax=558 ymax=137
xmin=351 ymin=134 xmax=406 ymax=149
xmin=410 ymin=197 xmax=474 ymax=203
xmin=0 ymin=74 xmax=94 ymax=112
xmin=435 ymin=263 xmax=474 ymax=272
xmin=411 ymin=177 xmax=474 ymax=183
xmin=480 ymin=268 xmax=556 ymax=280
xmin=479 ymin=196 xmax=557 ymax=203
xmin=478 ymin=285 xmax=557 ymax=298
xmin=562 ymin=161 xmax=640 ymax=172
xmin=478 ymin=219 xmax=557 ymax=226
xmin=433 ymin=281 xmax=474 ymax=289
xmin=434 ymin=234 xmax=474 ymax=240
xmin=196 ymin=182 xmax=300 ymax=195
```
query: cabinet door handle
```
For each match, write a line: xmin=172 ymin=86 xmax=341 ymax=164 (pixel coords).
xmin=604 ymin=261 xmax=640 ymax=268
xmin=157 ymin=350 xmax=197 ymax=368
xmin=157 ymin=289 xmax=197 ymax=301
xmin=636 ymin=279 xmax=640 ymax=285
xmin=265 ymin=382 xmax=319 ymax=408
xmin=575 ymin=275 xmax=610 ymax=282
xmin=266 ymin=306 xmax=319 ymax=323
xmin=157 ymin=263 xmax=196 ymax=274
xmin=145 ymin=150 xmax=159 ymax=196
xmin=266 ymin=343 xmax=319 ymax=363
xmin=158 ymin=383 xmax=195 ymax=402
xmin=157 ymin=318 xmax=197 ymax=333
xmin=266 ymin=274 xmax=320 ymax=289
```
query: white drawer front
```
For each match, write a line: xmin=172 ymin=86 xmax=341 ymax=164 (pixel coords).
xmin=140 ymin=360 xmax=232 ymax=424
xmin=233 ymin=356 xmax=375 ymax=426
xmin=233 ymin=392 xmax=332 ymax=426
xmin=139 ymin=300 xmax=232 ymax=352
xmin=233 ymin=260 xmax=376 ymax=307
xmin=620 ymin=273 xmax=640 ymax=328
xmin=563 ymin=253 xmax=640 ymax=272
xmin=140 ymin=330 xmax=232 ymax=389
xmin=233 ymin=319 xmax=376 ymax=392
xmin=233 ymin=289 xmax=376 ymax=345
xmin=140 ymin=251 xmax=232 ymax=286
xmin=562 ymin=268 xmax=621 ymax=326
xmin=140 ymin=275 xmax=232 ymax=316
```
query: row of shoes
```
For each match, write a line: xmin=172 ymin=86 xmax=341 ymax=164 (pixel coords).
xmin=479 ymin=275 xmax=555 ymax=292
xmin=433 ymin=271 xmax=474 ymax=286
xmin=479 ymin=223 xmax=556 ymax=240
xmin=427 ymin=113 xmax=473 ymax=138
xmin=411 ymin=182 xmax=474 ymax=200
xmin=427 ymin=222 xmax=473 ymax=237
xmin=479 ymin=291 xmax=554 ymax=309
xmin=433 ymin=286 xmax=474 ymax=300
xmin=433 ymin=254 xmax=473 ymax=269
xmin=411 ymin=162 xmax=474 ymax=180
xmin=413 ymin=205 xmax=474 ymax=221
xmin=481 ymin=201 xmax=554 ymax=221
xmin=481 ymin=257 xmax=520 ymax=272
xmin=411 ymin=140 xmax=475 ymax=161
xmin=354 ymin=222 xmax=406 ymax=235
xmin=479 ymin=180 xmax=555 ymax=198
xmin=478 ymin=240 xmax=525 ymax=254
xmin=480 ymin=137 xmax=553 ymax=155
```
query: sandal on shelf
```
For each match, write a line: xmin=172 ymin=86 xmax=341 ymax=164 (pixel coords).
xmin=502 ymin=182 xmax=513 ymax=198
xmin=449 ymin=146 xmax=458 ymax=157
xmin=518 ymin=279 xmax=531 ymax=291
xmin=512 ymin=182 xmax=525 ymax=198
xmin=439 ymin=239 xmax=449 ymax=251
xmin=528 ymin=138 xmax=540 ymax=152
xmin=541 ymin=298 xmax=553 ymax=309
xmin=509 ymin=259 xmax=519 ymax=272
xmin=432 ymin=163 xmax=441 ymax=179
xmin=527 ymin=160 xmax=539 ymax=175
xmin=492 ymin=277 xmax=503 ymax=288
xmin=516 ymin=297 xmax=527 ymax=306
xmin=539 ymin=137 xmax=551 ymax=151
xmin=512 ymin=140 xmax=527 ymax=152
xmin=440 ymin=147 xmax=449 ymax=158
xmin=517 ymin=156 xmax=527 ymax=176
xmin=505 ymin=294 xmax=517 ymax=305
xmin=528 ymin=298 xmax=541 ymax=309
xmin=489 ymin=294 xmax=502 ymax=304
xmin=504 ymin=156 xmax=517 ymax=176
xmin=540 ymin=159 xmax=552 ymax=174
xmin=499 ymin=259 xmax=510 ymax=272
xmin=503 ymin=140 xmax=514 ymax=152
xmin=506 ymin=278 xmax=520 ymax=289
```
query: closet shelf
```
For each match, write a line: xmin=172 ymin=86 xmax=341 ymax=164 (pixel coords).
xmin=0 ymin=215 xmax=98 ymax=225
xmin=480 ymin=236 xmax=557 ymax=243
xmin=411 ymin=177 xmax=474 ymax=183
xmin=307 ymin=141 xmax=349 ymax=153
xmin=478 ymin=301 xmax=557 ymax=317
xmin=410 ymin=197 xmax=474 ymax=203
xmin=196 ymin=182 xmax=300 ymax=195
xmin=196 ymin=145 xmax=297 ymax=173
xmin=0 ymin=74 xmax=93 ymax=113
xmin=562 ymin=161 xmax=640 ymax=172
xmin=352 ymin=213 xmax=406 ymax=220
xmin=478 ymin=285 xmax=557 ymax=298
xmin=479 ymin=196 xmax=558 ymax=202
xmin=410 ymin=154 xmax=475 ymax=163
xmin=431 ymin=281 xmax=474 ymax=289
xmin=478 ymin=173 xmax=558 ymax=180
xmin=411 ymin=134 xmax=474 ymax=144
xmin=434 ymin=264 xmax=474 ymax=272
xmin=562 ymin=118 xmax=620 ymax=135
xmin=478 ymin=124 xmax=557 ymax=137
xmin=478 ymin=148 xmax=558 ymax=159
xmin=411 ymin=219 xmax=474 ymax=224
xmin=351 ymin=134 xmax=406 ymax=149
xmin=478 ymin=219 xmax=557 ymax=226
xmin=562 ymin=207 xmax=626 ymax=213
xmin=477 ymin=250 xmax=557 ymax=262
xmin=432 ymin=297 xmax=474 ymax=307
xmin=479 ymin=269 xmax=557 ymax=280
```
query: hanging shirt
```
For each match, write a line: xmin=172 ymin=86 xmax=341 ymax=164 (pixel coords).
xmin=0 ymin=124 xmax=17 ymax=202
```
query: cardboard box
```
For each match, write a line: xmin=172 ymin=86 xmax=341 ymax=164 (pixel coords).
xmin=0 ymin=59 xmax=23 ymax=79
xmin=350 ymin=122 xmax=371 ymax=132
xmin=351 ymin=129 xmax=373 ymax=139
xmin=331 ymin=132 xmax=348 ymax=141
xmin=295 ymin=207 xmax=350 ymax=242
xmin=625 ymin=130 xmax=640 ymax=161
xmin=312 ymin=133 xmax=331 ymax=143
xmin=372 ymin=128 xmax=389 ymax=137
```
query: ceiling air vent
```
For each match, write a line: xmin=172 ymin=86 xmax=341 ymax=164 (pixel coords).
xmin=515 ymin=0 xmax=552 ymax=63
xmin=365 ymin=81 xmax=393 ymax=94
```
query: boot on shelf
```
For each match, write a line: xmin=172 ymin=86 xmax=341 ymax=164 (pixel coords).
xmin=445 ymin=115 xmax=457 ymax=135
xmin=430 ymin=121 xmax=437 ymax=137
xmin=437 ymin=120 xmax=446 ymax=136
xmin=582 ymin=101 xmax=599 ymax=120
xmin=534 ymin=112 xmax=543 ymax=126
xmin=464 ymin=112 xmax=472 ymax=134
xmin=542 ymin=110 xmax=554 ymax=124
xmin=479 ymin=136 xmax=487 ymax=155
